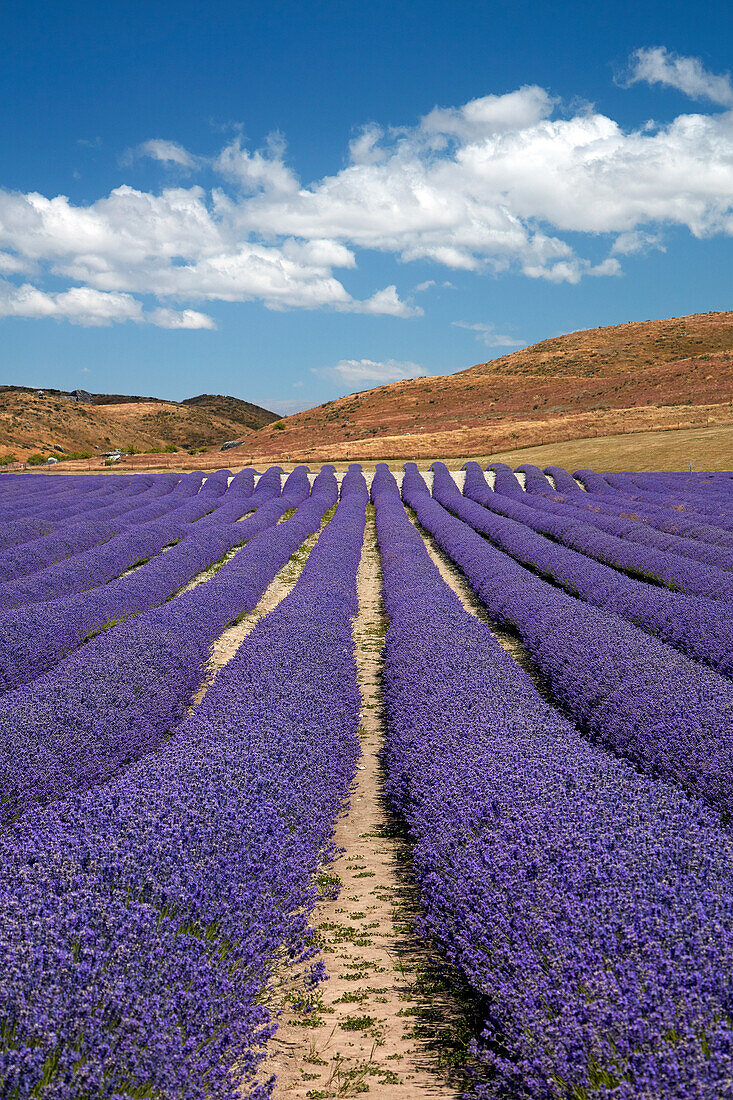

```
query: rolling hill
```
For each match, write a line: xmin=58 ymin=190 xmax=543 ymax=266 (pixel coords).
xmin=235 ymin=310 xmax=733 ymax=463
xmin=0 ymin=389 xmax=278 ymax=462
xmin=3 ymin=310 xmax=732 ymax=471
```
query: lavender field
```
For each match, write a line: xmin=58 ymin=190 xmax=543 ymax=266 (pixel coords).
xmin=1 ymin=461 xmax=733 ymax=1100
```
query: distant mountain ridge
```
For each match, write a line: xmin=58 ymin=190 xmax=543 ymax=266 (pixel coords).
xmin=180 ymin=393 xmax=278 ymax=430
xmin=0 ymin=387 xmax=279 ymax=461
xmin=0 ymin=385 xmax=169 ymax=405
xmin=0 ymin=385 xmax=277 ymax=425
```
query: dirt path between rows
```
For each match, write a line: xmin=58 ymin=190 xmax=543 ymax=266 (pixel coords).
xmin=190 ymin=510 xmax=335 ymax=709
xmin=262 ymin=509 xmax=464 ymax=1100
xmin=405 ymin=507 xmax=544 ymax=686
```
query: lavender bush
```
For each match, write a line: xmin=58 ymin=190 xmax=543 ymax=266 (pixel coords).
xmin=374 ymin=462 xmax=733 ymax=1099
xmin=0 ymin=468 xmax=337 ymax=821
xmin=0 ymin=468 xmax=366 ymax=1099
xmin=510 ymin=464 xmax=733 ymax=571
xmin=400 ymin=463 xmax=733 ymax=814
xmin=464 ymin=464 xmax=733 ymax=601
xmin=428 ymin=463 xmax=733 ymax=678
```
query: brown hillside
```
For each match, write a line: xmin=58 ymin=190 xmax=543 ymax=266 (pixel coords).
xmin=4 ymin=311 xmax=732 ymax=471
xmin=471 ymin=311 xmax=733 ymax=377
xmin=234 ymin=310 xmax=733 ymax=462
xmin=0 ymin=388 xmax=278 ymax=462
xmin=181 ymin=394 xmax=277 ymax=430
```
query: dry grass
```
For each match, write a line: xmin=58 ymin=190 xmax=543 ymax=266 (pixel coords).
xmin=474 ymin=422 xmax=733 ymax=472
xmin=41 ymin=422 xmax=733 ymax=476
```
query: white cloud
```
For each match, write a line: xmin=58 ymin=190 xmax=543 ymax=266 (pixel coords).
xmin=452 ymin=321 xmax=526 ymax=348
xmin=0 ymin=279 xmax=216 ymax=329
xmin=348 ymin=124 xmax=386 ymax=165
xmin=0 ymin=251 xmax=35 ymax=275
xmin=414 ymin=279 xmax=455 ymax=293
xmin=421 ymin=86 xmax=557 ymax=140
xmin=347 ymin=285 xmax=422 ymax=318
xmin=0 ymin=186 xmax=413 ymax=317
xmin=233 ymin=90 xmax=733 ymax=272
xmin=1 ymin=72 xmax=733 ymax=327
xmin=523 ymin=257 xmax=622 ymax=284
xmin=314 ymin=358 xmax=426 ymax=385
xmin=125 ymin=139 xmax=200 ymax=169
xmin=610 ymin=230 xmax=665 ymax=255
xmin=146 ymin=307 xmax=217 ymax=329
xmin=0 ymin=282 xmax=144 ymax=325
xmin=214 ymin=133 xmax=299 ymax=194
xmin=623 ymin=47 xmax=733 ymax=107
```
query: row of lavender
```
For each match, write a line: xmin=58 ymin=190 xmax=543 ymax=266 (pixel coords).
xmin=375 ymin=463 xmax=733 ymax=1099
xmin=481 ymin=464 xmax=733 ymax=594
xmin=407 ymin=462 xmax=733 ymax=815
xmin=0 ymin=469 xmax=327 ymax=666
xmin=0 ymin=471 xmax=220 ymax=584
xmin=0 ymin=467 xmax=342 ymax=824
xmin=4 ymin=459 xmax=733 ymax=1098
xmin=490 ymin=463 xmax=733 ymax=558
xmin=0 ymin=466 xmax=369 ymax=1098
xmin=434 ymin=464 xmax=733 ymax=677
xmin=0 ymin=471 xmax=201 ymax=552
xmin=0 ymin=467 xmax=297 ymax=695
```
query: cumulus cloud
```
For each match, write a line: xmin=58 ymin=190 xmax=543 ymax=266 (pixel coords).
xmin=348 ymin=124 xmax=386 ymax=165
xmin=214 ymin=133 xmax=299 ymax=194
xmin=146 ymin=307 xmax=217 ymax=329
xmin=0 ymin=282 xmax=144 ymax=325
xmin=0 ymin=279 xmax=215 ymax=328
xmin=622 ymin=47 xmax=733 ymax=106
xmin=347 ymin=285 xmax=422 ymax=318
xmin=523 ymin=257 xmax=622 ymax=284
xmin=232 ymin=90 xmax=733 ymax=271
xmin=452 ymin=321 xmax=526 ymax=348
xmin=0 ymin=250 xmax=35 ymax=275
xmin=610 ymin=230 xmax=665 ymax=255
xmin=2 ymin=69 xmax=733 ymax=327
xmin=420 ymin=85 xmax=557 ymax=140
xmin=124 ymin=139 xmax=200 ymax=169
xmin=414 ymin=279 xmax=454 ymax=293
xmin=314 ymin=358 xmax=426 ymax=385
xmin=0 ymin=186 xmax=414 ymax=316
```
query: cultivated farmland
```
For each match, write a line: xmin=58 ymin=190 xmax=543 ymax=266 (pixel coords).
xmin=1 ymin=462 xmax=733 ymax=1099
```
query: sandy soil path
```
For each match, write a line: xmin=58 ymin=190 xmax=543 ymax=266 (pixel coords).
xmin=261 ymin=508 xmax=464 ymax=1099
xmin=190 ymin=508 xmax=335 ymax=709
xmin=405 ymin=506 xmax=544 ymax=686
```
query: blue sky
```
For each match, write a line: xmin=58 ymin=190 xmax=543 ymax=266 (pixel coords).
xmin=1 ymin=0 xmax=732 ymax=413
